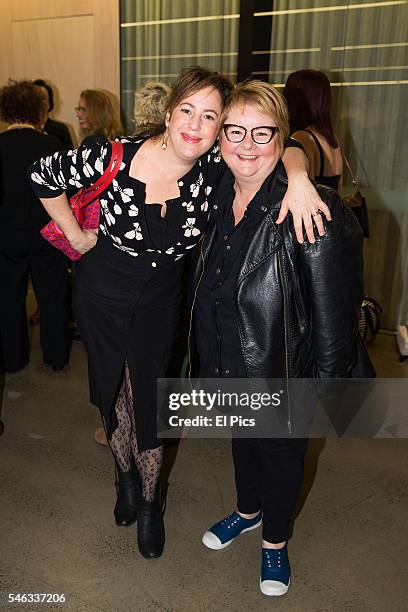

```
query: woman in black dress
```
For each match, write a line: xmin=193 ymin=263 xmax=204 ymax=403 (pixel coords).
xmin=29 ymin=67 xmax=329 ymax=559
xmin=0 ymin=80 xmax=69 ymax=373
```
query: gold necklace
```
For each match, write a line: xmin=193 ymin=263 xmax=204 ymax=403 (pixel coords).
xmin=7 ymin=123 xmax=36 ymax=131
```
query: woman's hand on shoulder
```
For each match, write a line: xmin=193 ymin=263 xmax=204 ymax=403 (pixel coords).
xmin=68 ymin=228 xmax=99 ymax=254
xmin=276 ymin=173 xmax=331 ymax=244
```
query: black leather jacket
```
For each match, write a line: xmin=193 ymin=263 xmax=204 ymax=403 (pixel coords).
xmin=189 ymin=162 xmax=373 ymax=381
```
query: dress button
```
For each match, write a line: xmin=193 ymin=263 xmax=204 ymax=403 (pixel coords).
xmin=261 ymin=205 xmax=267 ymax=212
xmin=215 ymin=300 xmax=220 ymax=306
xmin=224 ymin=235 xmax=229 ymax=241
xmin=226 ymin=245 xmax=231 ymax=251
xmin=178 ymin=180 xmax=184 ymax=186
xmin=214 ymin=367 xmax=219 ymax=374
xmin=215 ymin=268 xmax=221 ymax=274
xmin=224 ymin=369 xmax=230 ymax=375
xmin=151 ymin=262 xmax=157 ymax=267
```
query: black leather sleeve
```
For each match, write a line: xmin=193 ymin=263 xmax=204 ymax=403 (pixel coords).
xmin=299 ymin=188 xmax=364 ymax=377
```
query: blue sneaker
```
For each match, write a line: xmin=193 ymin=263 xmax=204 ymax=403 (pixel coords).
xmin=260 ymin=546 xmax=291 ymax=596
xmin=202 ymin=511 xmax=262 ymax=550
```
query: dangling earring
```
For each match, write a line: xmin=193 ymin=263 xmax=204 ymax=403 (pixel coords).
xmin=213 ymin=142 xmax=222 ymax=163
xmin=161 ymin=129 xmax=168 ymax=150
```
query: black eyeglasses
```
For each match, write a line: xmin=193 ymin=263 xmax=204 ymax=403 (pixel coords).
xmin=223 ymin=124 xmax=279 ymax=144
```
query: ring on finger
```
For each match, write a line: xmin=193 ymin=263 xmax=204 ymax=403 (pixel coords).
xmin=311 ymin=209 xmax=322 ymax=218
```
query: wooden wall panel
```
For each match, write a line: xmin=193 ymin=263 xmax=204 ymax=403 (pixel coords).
xmin=9 ymin=0 xmax=93 ymax=20
xmin=0 ymin=0 xmax=119 ymax=143
xmin=93 ymin=0 xmax=120 ymax=93
xmin=12 ymin=16 xmax=95 ymax=146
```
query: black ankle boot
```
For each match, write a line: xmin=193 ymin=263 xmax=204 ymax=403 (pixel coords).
xmin=114 ymin=463 xmax=139 ymax=527
xmin=137 ymin=486 xmax=165 ymax=558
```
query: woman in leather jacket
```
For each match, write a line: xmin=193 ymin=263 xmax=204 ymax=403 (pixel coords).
xmin=190 ymin=80 xmax=369 ymax=597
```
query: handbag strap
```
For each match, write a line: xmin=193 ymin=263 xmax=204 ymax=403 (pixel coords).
xmin=341 ymin=147 xmax=358 ymax=189
xmin=80 ymin=140 xmax=123 ymax=206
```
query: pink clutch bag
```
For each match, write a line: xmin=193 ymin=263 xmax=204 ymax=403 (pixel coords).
xmin=40 ymin=141 xmax=123 ymax=261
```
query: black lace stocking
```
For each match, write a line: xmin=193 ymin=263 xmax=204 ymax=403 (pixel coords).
xmin=109 ymin=364 xmax=163 ymax=501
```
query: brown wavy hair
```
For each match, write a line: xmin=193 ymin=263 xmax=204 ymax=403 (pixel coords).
xmin=0 ymin=79 xmax=47 ymax=126
xmin=147 ymin=66 xmax=233 ymax=137
xmin=79 ymin=89 xmax=122 ymax=139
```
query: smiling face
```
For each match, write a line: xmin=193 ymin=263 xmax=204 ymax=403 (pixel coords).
xmin=76 ymin=96 xmax=90 ymax=131
xmin=165 ymin=85 xmax=223 ymax=163
xmin=220 ymin=103 xmax=282 ymax=188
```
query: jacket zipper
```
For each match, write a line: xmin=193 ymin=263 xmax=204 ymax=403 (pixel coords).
xmin=277 ymin=250 xmax=292 ymax=434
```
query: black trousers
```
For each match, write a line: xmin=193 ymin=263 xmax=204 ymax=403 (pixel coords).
xmin=0 ymin=246 xmax=69 ymax=372
xmin=232 ymin=437 xmax=308 ymax=543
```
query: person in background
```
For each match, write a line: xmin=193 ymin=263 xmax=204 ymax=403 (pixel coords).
xmin=75 ymin=89 xmax=122 ymax=146
xmin=192 ymin=80 xmax=369 ymax=596
xmin=133 ymin=81 xmax=171 ymax=136
xmin=283 ymin=69 xmax=343 ymax=191
xmin=33 ymin=79 xmax=74 ymax=150
xmin=28 ymin=81 xmax=73 ymax=326
xmin=29 ymin=66 xmax=329 ymax=561
xmin=0 ymin=80 xmax=69 ymax=373
xmin=94 ymin=81 xmax=171 ymax=448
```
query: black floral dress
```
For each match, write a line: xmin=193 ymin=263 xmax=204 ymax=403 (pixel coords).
xmin=29 ymin=136 xmax=223 ymax=450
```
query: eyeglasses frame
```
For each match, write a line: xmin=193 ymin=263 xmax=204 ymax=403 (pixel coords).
xmin=222 ymin=124 xmax=279 ymax=144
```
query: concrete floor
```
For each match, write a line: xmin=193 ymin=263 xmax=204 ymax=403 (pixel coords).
xmin=0 ymin=321 xmax=407 ymax=612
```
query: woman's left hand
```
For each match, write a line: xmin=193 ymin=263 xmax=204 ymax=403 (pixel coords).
xmin=276 ymin=173 xmax=331 ymax=244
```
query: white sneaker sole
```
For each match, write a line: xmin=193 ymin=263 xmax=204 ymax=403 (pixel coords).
xmin=260 ymin=577 xmax=290 ymax=597
xmin=202 ymin=518 xmax=262 ymax=550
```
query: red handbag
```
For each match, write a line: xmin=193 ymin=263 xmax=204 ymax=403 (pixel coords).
xmin=40 ymin=140 xmax=123 ymax=261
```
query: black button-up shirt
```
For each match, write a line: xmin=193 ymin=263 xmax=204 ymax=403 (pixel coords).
xmin=194 ymin=169 xmax=276 ymax=377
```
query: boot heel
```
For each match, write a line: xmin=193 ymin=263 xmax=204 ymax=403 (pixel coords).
xmin=137 ymin=486 xmax=165 ymax=558
xmin=114 ymin=463 xmax=140 ymax=527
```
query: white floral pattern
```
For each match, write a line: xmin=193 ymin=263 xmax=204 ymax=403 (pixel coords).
xmin=190 ymin=172 xmax=203 ymax=198
xmin=124 ymin=222 xmax=143 ymax=240
xmin=81 ymin=148 xmax=95 ymax=178
xmin=182 ymin=217 xmax=201 ymax=238
xmin=100 ymin=199 xmax=116 ymax=226
xmin=182 ymin=201 xmax=194 ymax=212
xmin=29 ymin=138 xmax=223 ymax=266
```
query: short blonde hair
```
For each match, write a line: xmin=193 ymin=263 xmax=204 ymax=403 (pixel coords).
xmin=222 ymin=80 xmax=289 ymax=151
xmin=133 ymin=81 xmax=171 ymax=136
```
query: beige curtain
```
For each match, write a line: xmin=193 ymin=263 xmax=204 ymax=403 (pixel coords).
xmin=265 ymin=0 xmax=408 ymax=327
